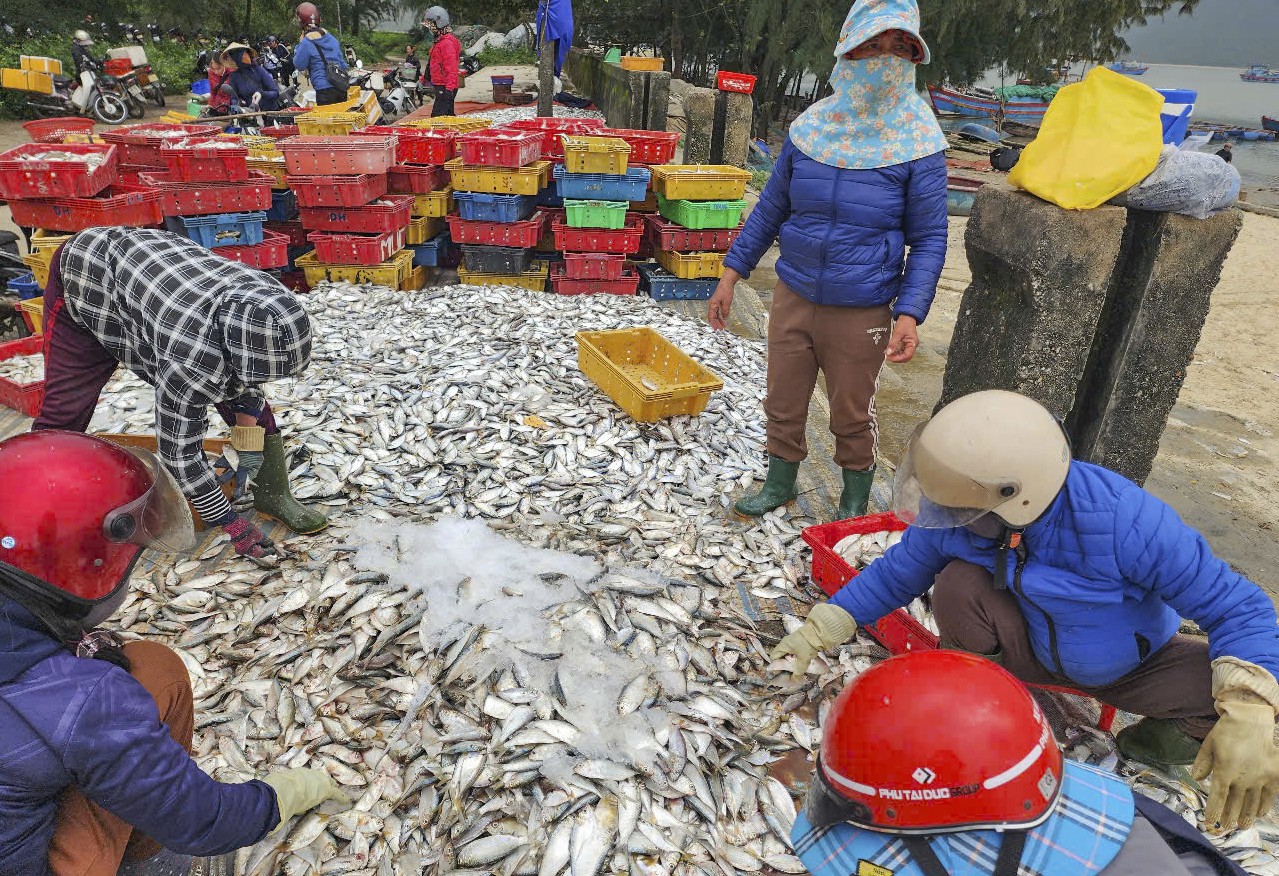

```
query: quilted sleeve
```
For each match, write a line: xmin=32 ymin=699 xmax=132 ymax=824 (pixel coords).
xmin=1114 ymin=488 xmax=1279 ymax=679
xmin=893 ymin=151 xmax=949 ymax=325
xmin=828 ymin=527 xmax=952 ymax=625
xmin=722 ymin=139 xmax=796 ymax=279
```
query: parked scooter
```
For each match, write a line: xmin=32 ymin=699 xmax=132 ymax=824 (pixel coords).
xmin=22 ymin=69 xmax=130 ymax=125
xmin=350 ymin=64 xmax=411 ymax=121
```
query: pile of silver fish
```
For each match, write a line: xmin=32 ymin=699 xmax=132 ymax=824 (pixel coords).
xmin=0 ymin=350 xmax=45 ymax=384
xmin=833 ymin=531 xmax=938 ymax=637
xmin=466 ymin=106 xmax=606 ymax=127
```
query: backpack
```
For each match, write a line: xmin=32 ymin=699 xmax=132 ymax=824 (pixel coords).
xmin=990 ymin=146 xmax=1022 ymax=172
xmin=311 ymin=32 xmax=349 ymax=91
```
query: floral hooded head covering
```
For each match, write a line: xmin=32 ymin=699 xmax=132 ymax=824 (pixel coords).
xmin=789 ymin=0 xmax=948 ymax=170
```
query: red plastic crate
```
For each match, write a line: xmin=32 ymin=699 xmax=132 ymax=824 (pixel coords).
xmin=101 ymin=123 xmax=223 ymax=166
xmin=286 ymin=173 xmax=389 ymax=209
xmin=562 ymin=252 xmax=627 ymax=281
xmin=716 ymin=70 xmax=757 ymax=94
xmin=445 ymin=211 xmax=548 ymax=248
xmin=260 ymin=125 xmax=300 ymax=140
xmin=264 ymin=220 xmax=307 ymax=248
xmin=104 ymin=58 xmax=134 ymax=76
xmin=160 ymin=136 xmax=249 ymax=182
xmin=0 ymin=336 xmax=45 ymax=417
xmin=643 ymin=213 xmax=743 ymax=252
xmin=137 ymin=170 xmax=274 ymax=216
xmin=503 ymin=118 xmax=604 ymax=159
xmin=212 ymin=229 xmax=291 ymax=270
xmin=359 ymin=126 xmax=458 ymax=164
xmin=278 ymin=135 xmax=397 ymax=176
xmin=550 ymin=263 xmax=640 ymax=296
xmin=551 ymin=215 xmax=644 ymax=254
xmin=456 ymin=129 xmax=543 ymax=168
xmin=22 ymin=117 xmax=96 ymax=144
xmin=598 ymin=129 xmax=681 ymax=165
xmin=387 ymin=164 xmax=445 ymax=194
xmin=0 ymin=143 xmax=119 ymax=199
xmin=296 ymin=195 xmax=413 ymax=233
xmin=307 ymin=228 xmax=406 ymax=265
xmin=8 ymin=185 xmax=164 ymax=231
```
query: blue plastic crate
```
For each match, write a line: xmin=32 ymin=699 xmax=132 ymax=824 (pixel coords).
xmin=266 ymin=189 xmax=298 ymax=222
xmin=410 ymin=234 xmax=455 ymax=268
xmin=6 ymin=272 xmax=42 ymax=300
xmin=637 ymin=262 xmax=717 ymax=301
xmin=166 ymin=211 xmax=267 ymax=249
xmin=453 ymin=191 xmax=537 ymax=223
xmin=535 ymin=184 xmax=563 ymax=208
xmin=553 ymin=164 xmax=651 ymax=202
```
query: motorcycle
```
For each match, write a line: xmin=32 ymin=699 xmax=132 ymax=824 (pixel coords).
xmin=23 ymin=68 xmax=130 ymax=125
xmin=108 ymin=69 xmax=148 ymax=118
xmin=350 ymin=65 xmax=411 ymax=121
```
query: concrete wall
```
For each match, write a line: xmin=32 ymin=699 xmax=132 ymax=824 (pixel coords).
xmin=565 ymin=50 xmax=669 ymax=130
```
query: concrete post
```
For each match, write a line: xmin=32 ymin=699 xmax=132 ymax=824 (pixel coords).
xmin=645 ymin=72 xmax=671 ymax=131
xmin=712 ymin=91 xmax=752 ymax=167
xmin=683 ymin=90 xmax=715 ymax=164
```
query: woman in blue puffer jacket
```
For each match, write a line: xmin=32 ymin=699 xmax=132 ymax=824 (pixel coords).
xmin=708 ymin=0 xmax=948 ymax=521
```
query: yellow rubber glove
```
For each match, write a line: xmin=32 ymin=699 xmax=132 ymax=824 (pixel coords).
xmin=770 ymin=603 xmax=857 ymax=679
xmin=263 ymin=768 xmax=349 ymax=830
xmin=1191 ymin=658 xmax=1279 ymax=831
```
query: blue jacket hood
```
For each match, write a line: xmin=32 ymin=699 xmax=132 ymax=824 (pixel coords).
xmin=0 ymin=596 xmax=62 ymax=684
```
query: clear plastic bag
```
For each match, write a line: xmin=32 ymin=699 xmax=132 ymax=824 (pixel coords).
xmin=1119 ymin=145 xmax=1241 ymax=219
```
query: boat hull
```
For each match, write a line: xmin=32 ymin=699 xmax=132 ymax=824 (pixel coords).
xmin=928 ymin=84 xmax=1050 ymax=125
xmin=946 ymin=177 xmax=984 ymax=217
xmin=1263 ymin=116 xmax=1279 ymax=133
xmin=1240 ymin=73 xmax=1279 ymax=83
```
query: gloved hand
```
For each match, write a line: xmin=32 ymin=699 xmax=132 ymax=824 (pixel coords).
xmin=250 ymin=91 xmax=262 ymax=107
xmin=1192 ymin=657 xmax=1279 ymax=831
xmin=222 ymin=512 xmax=276 ymax=559
xmin=770 ymin=603 xmax=857 ymax=679
xmin=263 ymin=768 xmax=348 ymax=830
xmin=228 ymin=425 xmax=265 ymax=503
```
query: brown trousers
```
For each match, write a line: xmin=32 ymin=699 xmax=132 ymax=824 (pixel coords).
xmin=933 ymin=560 xmax=1219 ymax=738
xmin=48 ymin=641 xmax=195 ymax=876
xmin=765 ymin=282 xmax=892 ymax=471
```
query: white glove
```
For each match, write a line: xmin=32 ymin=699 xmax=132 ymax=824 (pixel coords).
xmin=251 ymin=92 xmax=262 ymax=106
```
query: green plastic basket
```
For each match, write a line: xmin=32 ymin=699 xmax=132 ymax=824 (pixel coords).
xmin=656 ymin=193 xmax=749 ymax=230
xmin=564 ymin=199 xmax=629 ymax=230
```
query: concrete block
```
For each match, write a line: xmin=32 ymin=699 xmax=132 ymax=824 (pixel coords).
xmin=714 ymin=91 xmax=752 ymax=168
xmin=938 ymin=183 xmax=1127 ymax=419
xmin=645 ymin=71 xmax=671 ymax=131
xmin=1068 ymin=207 xmax=1243 ymax=484
xmin=683 ymin=89 xmax=715 ymax=164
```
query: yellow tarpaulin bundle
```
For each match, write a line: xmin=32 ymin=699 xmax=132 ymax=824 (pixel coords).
xmin=1009 ymin=67 xmax=1165 ymax=210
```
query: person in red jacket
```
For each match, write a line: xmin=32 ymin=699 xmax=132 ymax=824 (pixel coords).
xmin=423 ymin=6 xmax=461 ymax=117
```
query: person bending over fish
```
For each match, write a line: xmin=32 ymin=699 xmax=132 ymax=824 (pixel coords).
xmin=0 ymin=432 xmax=346 ymax=875
xmin=775 ymin=390 xmax=1279 ymax=833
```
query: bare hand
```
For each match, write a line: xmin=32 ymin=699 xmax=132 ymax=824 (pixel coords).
xmin=707 ymin=282 xmax=735 ymax=331
xmin=885 ymin=315 xmax=919 ymax=363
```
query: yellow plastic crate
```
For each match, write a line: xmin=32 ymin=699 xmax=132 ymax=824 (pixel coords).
xmin=648 ymin=164 xmax=752 ymax=201
xmin=16 ymin=297 xmax=44 ymax=335
xmin=239 ymin=136 xmax=281 ymax=158
xmin=457 ymin=262 xmax=550 ymax=292
xmin=444 ymin=159 xmax=551 ymax=196
xmin=405 ymin=265 xmax=429 ymax=290
xmin=406 ymin=215 xmax=445 ymax=245
xmin=576 ymin=327 xmax=723 ymax=422
xmin=655 ymin=249 xmax=726 ymax=279
xmin=31 ymin=229 xmax=73 ymax=252
xmin=22 ymin=250 xmax=54 ymax=289
xmin=247 ymin=155 xmax=289 ymax=189
xmin=561 ymin=135 xmax=631 ymax=175
xmin=399 ymin=116 xmax=490 ymax=133
xmin=294 ymin=248 xmax=414 ymax=288
xmin=412 ymin=187 xmax=455 ymax=218
xmin=21 ymin=55 xmax=63 ymax=75
xmin=620 ymin=56 xmax=664 ymax=72
xmin=297 ymin=112 xmax=365 ymax=136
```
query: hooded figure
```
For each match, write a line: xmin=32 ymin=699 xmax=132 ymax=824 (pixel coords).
xmin=32 ymin=228 xmax=328 ymax=560
xmin=222 ymin=41 xmax=281 ymax=111
xmin=710 ymin=0 xmax=949 ymax=523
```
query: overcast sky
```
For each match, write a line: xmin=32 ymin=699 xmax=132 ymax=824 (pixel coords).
xmin=1122 ymin=0 xmax=1279 ymax=66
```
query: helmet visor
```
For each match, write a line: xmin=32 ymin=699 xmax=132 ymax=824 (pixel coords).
xmin=101 ymin=448 xmax=196 ymax=554
xmin=891 ymin=424 xmax=1011 ymax=529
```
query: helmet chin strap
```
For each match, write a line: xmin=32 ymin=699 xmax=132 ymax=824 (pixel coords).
xmin=903 ymin=830 xmax=1028 ymax=876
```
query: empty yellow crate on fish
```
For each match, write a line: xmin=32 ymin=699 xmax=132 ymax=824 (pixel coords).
xmin=22 ymin=249 xmax=55 ymax=289
xmin=16 ymin=297 xmax=44 ymax=335
xmin=620 ymin=56 xmax=664 ymax=72
xmin=405 ymin=215 xmax=445 ymax=245
xmin=648 ymin=165 xmax=751 ymax=201
xmin=655 ymin=249 xmax=726 ymax=279
xmin=247 ymin=155 xmax=289 ymax=188
xmin=399 ymin=116 xmax=490 ymax=133
xmin=297 ymin=112 xmax=366 ymax=136
xmin=294 ymin=248 xmax=414 ymax=288
xmin=412 ymin=187 xmax=455 ymax=218
xmin=576 ymin=327 xmax=723 ymax=422
xmin=457 ymin=262 xmax=550 ymax=292
xmin=561 ymin=135 xmax=631 ymax=175
xmin=444 ymin=159 xmax=551 ymax=196
xmin=21 ymin=56 xmax=63 ymax=75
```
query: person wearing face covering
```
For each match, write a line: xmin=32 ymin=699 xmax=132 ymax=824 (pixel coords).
xmin=0 ymin=432 xmax=347 ymax=876
xmin=773 ymin=390 xmax=1279 ymax=835
xmin=221 ymin=42 xmax=281 ymax=112
xmin=708 ymin=0 xmax=949 ymax=523
xmin=31 ymin=228 xmax=328 ymax=560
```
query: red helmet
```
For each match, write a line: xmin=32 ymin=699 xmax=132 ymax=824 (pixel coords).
xmin=296 ymin=2 xmax=320 ymax=27
xmin=808 ymin=650 xmax=1063 ymax=834
xmin=0 ymin=432 xmax=194 ymax=605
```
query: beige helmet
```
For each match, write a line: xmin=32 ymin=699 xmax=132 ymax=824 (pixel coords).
xmin=73 ymin=29 xmax=95 ymax=45
xmin=892 ymin=390 xmax=1070 ymax=529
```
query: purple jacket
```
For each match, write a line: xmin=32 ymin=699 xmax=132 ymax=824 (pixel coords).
xmin=0 ymin=597 xmax=278 ymax=874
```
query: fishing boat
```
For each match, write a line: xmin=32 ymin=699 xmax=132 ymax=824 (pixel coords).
xmin=1263 ymin=115 xmax=1279 ymax=133
xmin=1107 ymin=60 xmax=1149 ymax=75
xmin=1190 ymin=122 xmax=1277 ymax=142
xmin=1240 ymin=64 xmax=1279 ymax=83
xmin=927 ymin=84 xmax=1051 ymax=126
xmin=946 ymin=176 xmax=985 ymax=217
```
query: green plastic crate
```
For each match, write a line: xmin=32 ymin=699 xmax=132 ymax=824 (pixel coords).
xmin=564 ymin=199 xmax=629 ymax=230
xmin=656 ymin=193 xmax=749 ymax=230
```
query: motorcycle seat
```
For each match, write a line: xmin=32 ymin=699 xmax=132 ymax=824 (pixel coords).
xmin=53 ymin=75 xmax=73 ymax=85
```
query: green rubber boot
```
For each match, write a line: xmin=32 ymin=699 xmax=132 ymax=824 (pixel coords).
xmin=253 ymin=434 xmax=329 ymax=535
xmin=734 ymin=455 xmax=800 ymax=517
xmin=1115 ymin=717 xmax=1202 ymax=769
xmin=836 ymin=467 xmax=875 ymax=521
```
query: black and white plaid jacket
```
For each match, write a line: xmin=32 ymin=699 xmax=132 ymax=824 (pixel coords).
xmin=58 ymin=228 xmax=312 ymax=524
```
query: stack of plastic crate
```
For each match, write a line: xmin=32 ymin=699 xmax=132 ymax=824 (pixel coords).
xmin=444 ymin=128 xmax=554 ymax=292
xmin=99 ymin=121 xmax=222 ymax=180
xmin=280 ymin=135 xmax=422 ymax=291
xmin=361 ymin=125 xmax=461 ymax=272
xmin=640 ymin=164 xmax=751 ymax=302
xmin=501 ymin=117 xmax=607 ymax=217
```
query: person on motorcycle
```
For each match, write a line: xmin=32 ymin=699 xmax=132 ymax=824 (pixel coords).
xmin=70 ymin=29 xmax=98 ymax=76
xmin=222 ymin=42 xmax=281 ymax=112
xmin=0 ymin=431 xmax=348 ymax=875
xmin=292 ymin=2 xmax=349 ymax=106
xmin=423 ymin=6 xmax=461 ymax=117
